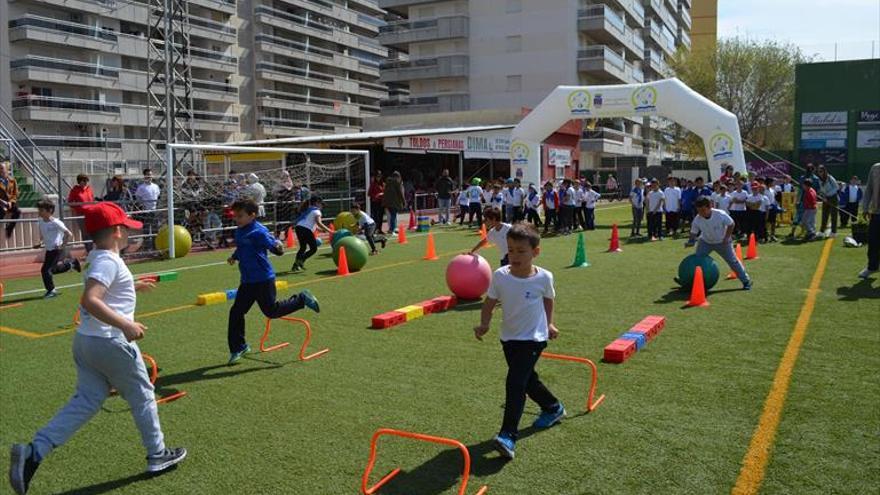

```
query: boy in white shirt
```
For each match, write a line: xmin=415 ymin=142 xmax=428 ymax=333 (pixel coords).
xmin=764 ymin=178 xmax=780 ymax=242
xmin=582 ymin=182 xmax=601 ymax=230
xmin=561 ymin=179 xmax=577 ymax=235
xmin=465 ymin=179 xmax=485 ymax=228
xmin=630 ymin=179 xmax=645 ymax=237
xmin=524 ymin=184 xmax=542 ymax=227
xmin=456 ymin=187 xmax=470 ymax=225
xmin=574 ymin=182 xmax=586 ymax=231
xmin=350 ymin=203 xmax=385 ymax=254
xmin=685 ymin=196 xmax=752 ymax=289
xmin=728 ymin=179 xmax=749 ymax=238
xmin=646 ymin=179 xmax=666 ymax=241
xmin=715 ymin=184 xmax=731 ymax=213
xmin=470 ymin=207 xmax=511 ymax=266
xmin=542 ymin=182 xmax=559 ymax=235
xmin=34 ymin=200 xmax=81 ymax=298
xmin=745 ymin=182 xmax=768 ymax=242
xmin=10 ymin=203 xmax=186 ymax=495
xmin=663 ymin=177 xmax=682 ymax=237
xmin=474 ymin=223 xmax=563 ymax=460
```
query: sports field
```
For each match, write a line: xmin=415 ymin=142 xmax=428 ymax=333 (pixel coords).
xmin=1 ymin=205 xmax=877 ymax=495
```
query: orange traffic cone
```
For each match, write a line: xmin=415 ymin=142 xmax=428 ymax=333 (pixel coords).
xmin=408 ymin=209 xmax=417 ymax=231
xmin=479 ymin=223 xmax=488 ymax=242
xmin=726 ymin=243 xmax=743 ymax=280
xmin=398 ymin=224 xmax=408 ymax=244
xmin=286 ymin=227 xmax=295 ymax=248
xmin=336 ymin=246 xmax=350 ymax=276
xmin=607 ymin=223 xmax=622 ymax=252
xmin=686 ymin=266 xmax=710 ymax=307
xmin=423 ymin=232 xmax=439 ymax=260
xmin=745 ymin=233 xmax=759 ymax=260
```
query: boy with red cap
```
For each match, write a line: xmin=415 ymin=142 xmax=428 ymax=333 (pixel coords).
xmin=9 ymin=203 xmax=186 ymax=495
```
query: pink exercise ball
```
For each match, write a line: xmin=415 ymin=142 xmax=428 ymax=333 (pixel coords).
xmin=446 ymin=254 xmax=492 ymax=300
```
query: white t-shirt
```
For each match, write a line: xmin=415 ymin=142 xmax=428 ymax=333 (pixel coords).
xmin=296 ymin=209 xmax=322 ymax=230
xmin=691 ymin=209 xmax=735 ymax=244
xmin=78 ymin=250 xmax=136 ymax=340
xmin=747 ymin=193 xmax=767 ymax=212
xmin=728 ymin=190 xmax=749 ymax=211
xmin=487 ymin=223 xmax=512 ymax=262
xmin=458 ymin=191 xmax=470 ymax=206
xmin=584 ymin=190 xmax=601 ymax=208
xmin=135 ymin=182 xmax=161 ymax=210
xmin=764 ymin=189 xmax=777 ymax=206
xmin=575 ymin=187 xmax=586 ymax=204
xmin=502 ymin=189 xmax=515 ymax=206
xmin=716 ymin=194 xmax=731 ymax=212
xmin=647 ymin=190 xmax=665 ymax=212
xmin=564 ymin=187 xmax=577 ymax=206
xmin=663 ymin=187 xmax=681 ymax=212
xmin=630 ymin=188 xmax=644 ymax=209
xmin=356 ymin=211 xmax=375 ymax=227
xmin=466 ymin=185 xmax=483 ymax=203
xmin=486 ymin=265 xmax=556 ymax=342
xmin=511 ymin=187 xmax=525 ymax=206
xmin=527 ymin=193 xmax=541 ymax=209
xmin=39 ymin=217 xmax=68 ymax=251
xmin=489 ymin=192 xmax=504 ymax=207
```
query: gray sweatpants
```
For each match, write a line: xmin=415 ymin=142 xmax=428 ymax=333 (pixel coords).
xmin=801 ymin=208 xmax=817 ymax=236
xmin=696 ymin=239 xmax=751 ymax=285
xmin=32 ymin=333 xmax=165 ymax=461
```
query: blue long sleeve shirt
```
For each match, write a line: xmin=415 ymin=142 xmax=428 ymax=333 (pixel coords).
xmin=231 ymin=220 xmax=278 ymax=284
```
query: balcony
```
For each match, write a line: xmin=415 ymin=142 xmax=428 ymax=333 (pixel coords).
xmin=580 ymin=127 xmax=652 ymax=155
xmin=644 ymin=49 xmax=672 ymax=78
xmin=256 ymin=62 xmax=360 ymax=94
xmin=577 ymin=45 xmax=643 ymax=84
xmin=255 ymin=33 xmax=336 ymax=69
xmin=12 ymin=96 xmax=123 ymax=126
xmin=378 ymin=0 xmax=438 ymax=15
xmin=578 ymin=6 xmax=645 ymax=59
xmin=8 ymin=15 xmax=119 ymax=52
xmin=378 ymin=15 xmax=468 ymax=48
xmin=254 ymin=5 xmax=337 ymax=44
xmin=186 ymin=14 xmax=237 ymax=43
xmin=379 ymin=55 xmax=468 ymax=83
xmin=256 ymin=90 xmax=361 ymax=118
xmin=645 ymin=18 xmax=676 ymax=55
xmin=379 ymin=94 xmax=469 ymax=115
xmin=257 ymin=114 xmax=339 ymax=136
xmin=189 ymin=0 xmax=236 ymax=15
xmin=644 ymin=0 xmax=663 ymax=17
xmin=677 ymin=2 xmax=691 ymax=29
xmin=678 ymin=27 xmax=691 ymax=50
xmin=154 ymin=109 xmax=240 ymax=132
xmin=10 ymin=56 xmax=119 ymax=89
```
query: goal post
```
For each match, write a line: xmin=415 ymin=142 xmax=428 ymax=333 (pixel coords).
xmin=165 ymin=144 xmax=370 ymax=259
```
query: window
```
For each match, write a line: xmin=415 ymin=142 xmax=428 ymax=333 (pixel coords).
xmin=506 ymin=35 xmax=522 ymax=53
xmin=506 ymin=75 xmax=522 ymax=92
xmin=506 ymin=0 xmax=522 ymax=14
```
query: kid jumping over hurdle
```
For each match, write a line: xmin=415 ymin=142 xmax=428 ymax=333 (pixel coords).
xmin=10 ymin=202 xmax=185 ymax=495
xmin=469 ymin=206 xmax=511 ymax=267
xmin=227 ymin=198 xmax=320 ymax=364
xmin=473 ymin=223 xmax=564 ymax=460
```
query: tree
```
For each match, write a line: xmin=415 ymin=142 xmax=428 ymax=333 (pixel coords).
xmin=669 ymin=37 xmax=811 ymax=157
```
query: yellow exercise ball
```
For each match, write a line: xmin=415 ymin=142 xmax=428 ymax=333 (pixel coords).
xmin=155 ymin=224 xmax=193 ymax=258
xmin=333 ymin=211 xmax=358 ymax=232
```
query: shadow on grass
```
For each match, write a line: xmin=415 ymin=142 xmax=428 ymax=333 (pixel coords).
xmin=373 ymin=427 xmax=544 ymax=495
xmin=53 ymin=465 xmax=178 ymax=495
xmin=2 ymin=294 xmax=47 ymax=305
xmin=836 ymin=278 xmax=879 ymax=301
xmin=655 ymin=286 xmax=744 ymax=304
xmin=624 ymin=236 xmax=650 ymax=245
xmin=451 ymin=300 xmax=483 ymax=312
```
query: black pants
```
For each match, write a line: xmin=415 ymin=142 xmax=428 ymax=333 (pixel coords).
xmin=647 ymin=212 xmax=663 ymax=238
xmin=456 ymin=204 xmax=468 ymax=224
xmin=868 ymin=213 xmax=879 ymax=271
xmin=363 ymin=223 xmax=378 ymax=253
xmin=585 ymin=207 xmax=596 ymax=230
xmin=468 ymin=203 xmax=482 ymax=227
xmin=631 ymin=207 xmax=643 ymax=235
xmin=821 ymin=197 xmax=839 ymax=233
xmin=500 ymin=340 xmax=559 ymax=438
xmin=730 ymin=210 xmax=745 ymax=235
xmin=745 ymin=210 xmax=763 ymax=239
xmin=512 ymin=206 xmax=524 ymax=223
xmin=525 ymin=208 xmax=542 ymax=227
xmin=294 ymin=225 xmax=318 ymax=265
xmin=41 ymin=249 xmax=73 ymax=292
xmin=227 ymin=280 xmax=305 ymax=353
xmin=841 ymin=202 xmax=859 ymax=228
xmin=370 ymin=200 xmax=384 ymax=232
xmin=575 ymin=204 xmax=586 ymax=230
xmin=1 ymin=203 xmax=22 ymax=236
xmin=665 ymin=211 xmax=679 ymax=234
xmin=543 ymin=209 xmax=557 ymax=233
xmin=560 ymin=205 xmax=575 ymax=232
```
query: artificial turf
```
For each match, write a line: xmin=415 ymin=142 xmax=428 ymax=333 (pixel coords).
xmin=0 ymin=204 xmax=877 ymax=495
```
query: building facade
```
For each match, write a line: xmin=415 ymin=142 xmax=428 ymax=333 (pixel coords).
xmin=0 ymin=0 xmax=389 ymax=176
xmin=377 ymin=0 xmax=692 ymax=170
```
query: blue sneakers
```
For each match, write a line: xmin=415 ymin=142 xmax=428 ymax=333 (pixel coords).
xmin=742 ymin=280 xmax=753 ymax=291
xmin=300 ymin=289 xmax=320 ymax=313
xmin=532 ymin=402 xmax=566 ymax=428
xmin=227 ymin=343 xmax=251 ymax=365
xmin=493 ymin=433 xmax=516 ymax=459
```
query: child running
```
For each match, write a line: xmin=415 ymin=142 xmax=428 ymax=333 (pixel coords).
xmin=292 ymin=196 xmax=332 ymax=271
xmin=9 ymin=203 xmax=185 ymax=495
xmin=350 ymin=203 xmax=386 ymax=255
xmin=34 ymin=199 xmax=81 ymax=298
xmin=473 ymin=223 xmax=564 ymax=460
xmin=469 ymin=206 xmax=511 ymax=266
xmin=227 ymin=198 xmax=320 ymax=364
xmin=685 ymin=196 xmax=752 ymax=290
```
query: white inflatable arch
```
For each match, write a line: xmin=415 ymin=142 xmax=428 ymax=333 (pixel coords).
xmin=509 ymin=78 xmax=746 ymax=186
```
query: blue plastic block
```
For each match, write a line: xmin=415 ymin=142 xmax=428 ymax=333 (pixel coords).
xmin=226 ymin=289 xmax=238 ymax=300
xmin=619 ymin=332 xmax=647 ymax=350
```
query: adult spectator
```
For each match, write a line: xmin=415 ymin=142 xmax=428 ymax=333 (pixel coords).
xmin=435 ymin=169 xmax=454 ymax=225
xmin=859 ymin=163 xmax=879 ymax=279
xmin=103 ymin=176 xmax=128 ymax=203
xmin=368 ymin=171 xmax=385 ymax=232
xmin=816 ymin=165 xmax=839 ymax=237
xmin=135 ymin=168 xmax=161 ymax=247
xmin=67 ymin=174 xmax=95 ymax=252
xmin=382 ymin=171 xmax=406 ymax=234
xmin=180 ymin=170 xmax=203 ymax=211
xmin=841 ymin=176 xmax=863 ymax=228
xmin=245 ymin=173 xmax=267 ymax=218
xmin=606 ymin=174 xmax=618 ymax=201
xmin=0 ymin=162 xmax=22 ymax=237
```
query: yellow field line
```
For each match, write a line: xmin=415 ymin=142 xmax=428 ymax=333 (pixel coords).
xmin=139 ymin=304 xmax=197 ymax=319
xmin=731 ymin=238 xmax=834 ymax=495
xmin=0 ymin=326 xmax=44 ymax=339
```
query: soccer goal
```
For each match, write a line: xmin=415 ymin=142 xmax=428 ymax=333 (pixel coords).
xmin=161 ymin=144 xmax=370 ymax=259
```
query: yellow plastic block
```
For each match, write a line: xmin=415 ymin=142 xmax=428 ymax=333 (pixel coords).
xmin=396 ymin=305 xmax=425 ymax=321
xmin=196 ymin=292 xmax=227 ymax=306
xmin=275 ymin=280 xmax=289 ymax=290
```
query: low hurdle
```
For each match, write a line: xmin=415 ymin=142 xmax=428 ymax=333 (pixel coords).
xmin=260 ymin=317 xmax=329 ymax=361
xmin=361 ymin=428 xmax=488 ymax=495
xmin=141 ymin=353 xmax=187 ymax=405
xmin=542 ymin=352 xmax=606 ymax=413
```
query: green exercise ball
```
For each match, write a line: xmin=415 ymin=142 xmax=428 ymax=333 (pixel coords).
xmin=677 ymin=254 xmax=719 ymax=291
xmin=155 ymin=224 xmax=192 ymax=258
xmin=331 ymin=228 xmax=353 ymax=248
xmin=334 ymin=212 xmax=358 ymax=232
xmin=332 ymin=236 xmax=369 ymax=271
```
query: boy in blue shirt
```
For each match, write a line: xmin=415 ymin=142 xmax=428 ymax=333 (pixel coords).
xmin=226 ymin=199 xmax=320 ymax=364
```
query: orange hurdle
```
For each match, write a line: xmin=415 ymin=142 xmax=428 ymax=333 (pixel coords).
xmin=0 ymin=303 xmax=23 ymax=311
xmin=260 ymin=317 xmax=329 ymax=361
xmin=542 ymin=352 xmax=606 ymax=413
xmin=141 ymin=353 xmax=188 ymax=405
xmin=361 ymin=428 xmax=488 ymax=495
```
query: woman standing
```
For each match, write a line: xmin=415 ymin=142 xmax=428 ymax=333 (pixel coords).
xmin=817 ymin=165 xmax=839 ymax=237
xmin=368 ymin=171 xmax=385 ymax=233
xmin=292 ymin=196 xmax=332 ymax=271
xmin=382 ymin=171 xmax=406 ymax=234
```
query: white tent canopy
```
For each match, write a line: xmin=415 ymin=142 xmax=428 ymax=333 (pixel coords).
xmin=510 ymin=78 xmax=746 ymax=186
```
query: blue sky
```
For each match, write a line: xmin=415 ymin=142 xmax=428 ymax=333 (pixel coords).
xmin=717 ymin=0 xmax=880 ymax=61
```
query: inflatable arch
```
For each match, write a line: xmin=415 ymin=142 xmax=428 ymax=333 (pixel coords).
xmin=509 ymin=78 xmax=746 ymax=187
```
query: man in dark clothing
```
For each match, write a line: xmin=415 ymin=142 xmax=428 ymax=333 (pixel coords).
xmin=435 ymin=169 xmax=455 ymax=224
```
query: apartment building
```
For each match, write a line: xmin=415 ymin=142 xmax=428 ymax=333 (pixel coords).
xmin=377 ymin=0 xmax=692 ymax=167
xmin=0 ymin=0 xmax=389 ymax=175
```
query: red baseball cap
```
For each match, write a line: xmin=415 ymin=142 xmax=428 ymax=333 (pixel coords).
xmin=84 ymin=202 xmax=143 ymax=234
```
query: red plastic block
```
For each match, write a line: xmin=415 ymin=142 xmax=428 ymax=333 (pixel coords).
xmin=603 ymin=339 xmax=636 ymax=363
xmin=418 ymin=300 xmax=442 ymax=314
xmin=431 ymin=295 xmax=457 ymax=311
xmin=643 ymin=315 xmax=666 ymax=331
xmin=630 ymin=322 xmax=657 ymax=340
xmin=371 ymin=311 xmax=407 ymax=329
xmin=138 ymin=274 xmax=159 ymax=283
